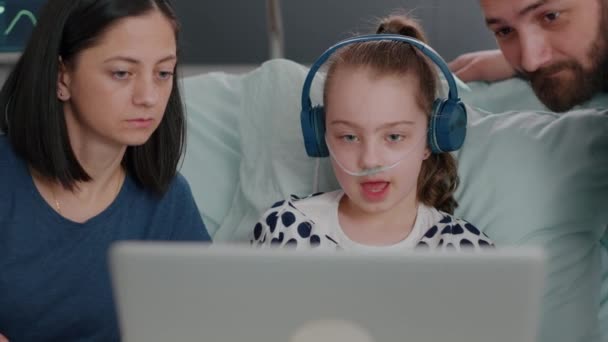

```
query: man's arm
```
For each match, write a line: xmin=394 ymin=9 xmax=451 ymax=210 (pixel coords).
xmin=448 ymin=49 xmax=516 ymax=82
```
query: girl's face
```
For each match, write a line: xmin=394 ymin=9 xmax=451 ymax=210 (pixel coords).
xmin=325 ymin=66 xmax=431 ymax=216
xmin=58 ymin=10 xmax=177 ymax=149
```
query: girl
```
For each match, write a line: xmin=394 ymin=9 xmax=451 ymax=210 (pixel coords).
xmin=0 ymin=0 xmax=211 ymax=340
xmin=251 ymin=15 xmax=493 ymax=251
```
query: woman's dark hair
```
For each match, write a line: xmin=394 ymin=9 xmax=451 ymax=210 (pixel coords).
xmin=323 ymin=14 xmax=460 ymax=213
xmin=0 ymin=0 xmax=184 ymax=194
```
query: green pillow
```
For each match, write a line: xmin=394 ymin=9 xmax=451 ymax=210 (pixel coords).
xmin=181 ymin=59 xmax=608 ymax=342
xmin=214 ymin=61 xmax=339 ymax=241
xmin=458 ymin=77 xmax=608 ymax=341
xmin=460 ymin=77 xmax=608 ymax=113
xmin=455 ymin=107 xmax=607 ymax=342
xmin=180 ymin=72 xmax=246 ymax=236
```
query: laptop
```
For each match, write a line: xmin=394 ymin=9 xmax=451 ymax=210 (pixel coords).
xmin=109 ymin=242 xmax=545 ymax=342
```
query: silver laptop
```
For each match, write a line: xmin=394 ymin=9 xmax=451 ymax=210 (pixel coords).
xmin=109 ymin=242 xmax=544 ymax=342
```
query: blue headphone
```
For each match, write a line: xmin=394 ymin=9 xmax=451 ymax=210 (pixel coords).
xmin=300 ymin=34 xmax=467 ymax=157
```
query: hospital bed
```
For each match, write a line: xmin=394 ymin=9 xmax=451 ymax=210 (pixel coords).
xmin=183 ymin=1 xmax=607 ymax=342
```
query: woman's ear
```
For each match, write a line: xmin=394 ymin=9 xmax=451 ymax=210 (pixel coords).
xmin=57 ymin=57 xmax=71 ymax=101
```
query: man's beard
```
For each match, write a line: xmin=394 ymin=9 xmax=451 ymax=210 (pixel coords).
xmin=520 ymin=9 xmax=608 ymax=112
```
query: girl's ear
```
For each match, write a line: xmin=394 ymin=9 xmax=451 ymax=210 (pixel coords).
xmin=423 ymin=147 xmax=431 ymax=160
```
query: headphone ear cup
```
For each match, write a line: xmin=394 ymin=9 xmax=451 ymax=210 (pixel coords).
xmin=312 ymin=106 xmax=329 ymax=157
xmin=428 ymin=99 xmax=444 ymax=154
xmin=301 ymin=105 xmax=329 ymax=157
xmin=428 ymin=99 xmax=467 ymax=153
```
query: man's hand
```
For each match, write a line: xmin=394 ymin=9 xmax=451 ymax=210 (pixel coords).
xmin=0 ymin=333 xmax=8 ymax=342
xmin=448 ymin=49 xmax=515 ymax=82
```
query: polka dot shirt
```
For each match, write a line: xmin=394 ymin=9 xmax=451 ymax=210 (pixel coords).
xmin=250 ymin=190 xmax=494 ymax=251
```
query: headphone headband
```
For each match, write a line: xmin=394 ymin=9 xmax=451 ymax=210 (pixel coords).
xmin=300 ymin=34 xmax=467 ymax=157
xmin=301 ymin=34 xmax=460 ymax=113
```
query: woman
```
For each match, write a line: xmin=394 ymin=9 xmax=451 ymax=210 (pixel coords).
xmin=0 ymin=0 xmax=211 ymax=340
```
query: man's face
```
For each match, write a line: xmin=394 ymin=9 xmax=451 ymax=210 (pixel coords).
xmin=480 ymin=0 xmax=608 ymax=112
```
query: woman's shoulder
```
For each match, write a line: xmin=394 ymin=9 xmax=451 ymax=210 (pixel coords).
xmin=124 ymin=172 xmax=197 ymax=211
xmin=0 ymin=134 xmax=13 ymax=158
xmin=147 ymin=172 xmax=193 ymax=200
xmin=0 ymin=134 xmax=22 ymax=174
xmin=167 ymin=172 xmax=192 ymax=195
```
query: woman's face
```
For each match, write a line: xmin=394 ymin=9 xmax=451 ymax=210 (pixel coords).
xmin=58 ymin=9 xmax=177 ymax=149
xmin=325 ymin=66 xmax=431 ymax=216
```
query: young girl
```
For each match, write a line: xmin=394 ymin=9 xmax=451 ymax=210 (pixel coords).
xmin=251 ymin=15 xmax=493 ymax=251
xmin=0 ymin=0 xmax=210 ymax=340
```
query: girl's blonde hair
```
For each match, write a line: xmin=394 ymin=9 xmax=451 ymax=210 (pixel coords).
xmin=323 ymin=14 xmax=460 ymax=213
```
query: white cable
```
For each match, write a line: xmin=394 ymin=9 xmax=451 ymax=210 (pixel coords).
xmin=312 ymin=157 xmax=321 ymax=193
